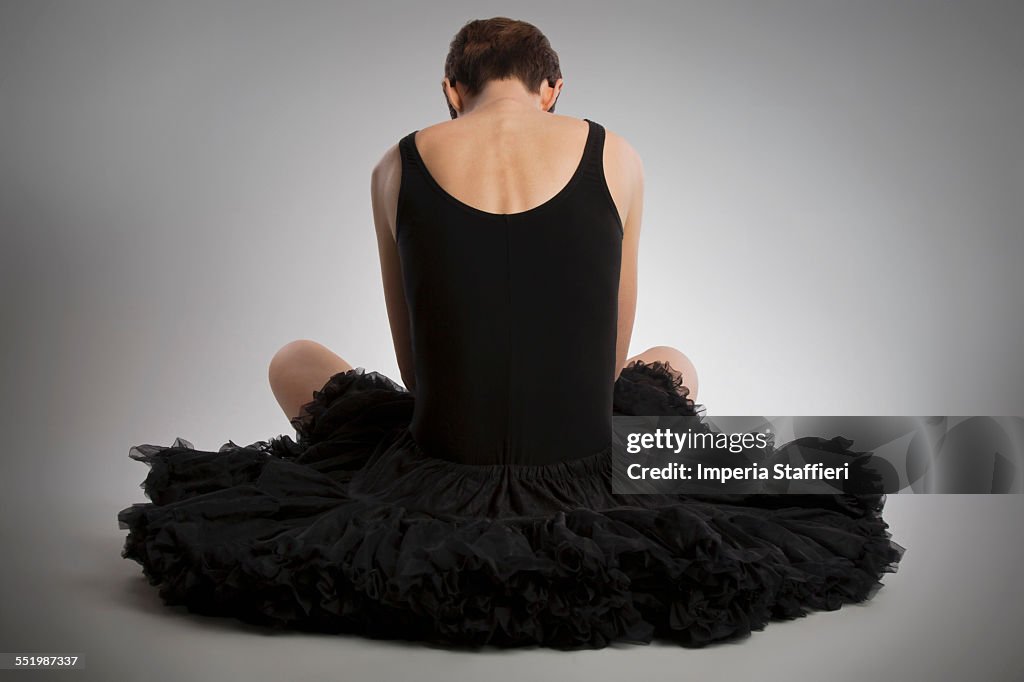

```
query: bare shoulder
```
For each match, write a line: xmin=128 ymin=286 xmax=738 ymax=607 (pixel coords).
xmin=371 ymin=141 xmax=402 ymax=240
xmin=601 ymin=125 xmax=643 ymax=179
xmin=372 ymin=141 xmax=401 ymax=186
xmin=403 ymin=118 xmax=459 ymax=147
xmin=598 ymin=124 xmax=644 ymax=230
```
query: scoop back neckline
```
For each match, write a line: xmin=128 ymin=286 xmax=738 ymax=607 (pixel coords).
xmin=408 ymin=118 xmax=595 ymax=220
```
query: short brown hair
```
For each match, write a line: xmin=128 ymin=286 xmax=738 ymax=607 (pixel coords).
xmin=443 ymin=17 xmax=562 ymax=118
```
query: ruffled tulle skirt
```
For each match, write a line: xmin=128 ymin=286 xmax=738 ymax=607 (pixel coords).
xmin=117 ymin=359 xmax=904 ymax=649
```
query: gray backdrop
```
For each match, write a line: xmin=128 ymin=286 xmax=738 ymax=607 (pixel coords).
xmin=1 ymin=1 xmax=1022 ymax=680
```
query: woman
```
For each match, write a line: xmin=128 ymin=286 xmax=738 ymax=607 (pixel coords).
xmin=119 ymin=17 xmax=903 ymax=649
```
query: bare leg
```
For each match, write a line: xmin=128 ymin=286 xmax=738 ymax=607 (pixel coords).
xmin=624 ymin=345 xmax=700 ymax=402
xmin=268 ymin=339 xmax=354 ymax=422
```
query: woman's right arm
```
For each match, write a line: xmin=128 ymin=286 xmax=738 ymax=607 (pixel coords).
xmin=605 ymin=129 xmax=644 ymax=382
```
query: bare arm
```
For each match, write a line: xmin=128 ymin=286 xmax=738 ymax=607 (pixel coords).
xmin=604 ymin=129 xmax=644 ymax=381
xmin=370 ymin=143 xmax=417 ymax=393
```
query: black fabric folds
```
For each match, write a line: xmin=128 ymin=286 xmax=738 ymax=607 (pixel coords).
xmin=118 ymin=359 xmax=904 ymax=649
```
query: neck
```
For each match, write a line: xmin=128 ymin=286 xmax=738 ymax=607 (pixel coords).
xmin=461 ymin=81 xmax=542 ymax=116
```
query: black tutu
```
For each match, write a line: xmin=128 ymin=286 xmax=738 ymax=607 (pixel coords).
xmin=118 ymin=359 xmax=905 ymax=649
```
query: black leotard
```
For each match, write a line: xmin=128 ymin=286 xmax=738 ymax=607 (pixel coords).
xmin=396 ymin=118 xmax=624 ymax=465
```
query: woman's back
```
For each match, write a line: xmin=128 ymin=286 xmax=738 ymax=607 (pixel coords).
xmin=396 ymin=114 xmax=624 ymax=465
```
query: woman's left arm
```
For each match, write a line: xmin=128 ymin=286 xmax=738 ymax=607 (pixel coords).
xmin=371 ymin=144 xmax=417 ymax=393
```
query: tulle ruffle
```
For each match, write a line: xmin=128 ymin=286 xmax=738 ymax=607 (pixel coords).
xmin=118 ymin=359 xmax=904 ymax=649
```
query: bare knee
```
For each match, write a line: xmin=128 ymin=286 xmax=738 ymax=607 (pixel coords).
xmin=268 ymin=339 xmax=354 ymax=422
xmin=632 ymin=345 xmax=700 ymax=400
xmin=268 ymin=339 xmax=328 ymax=385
